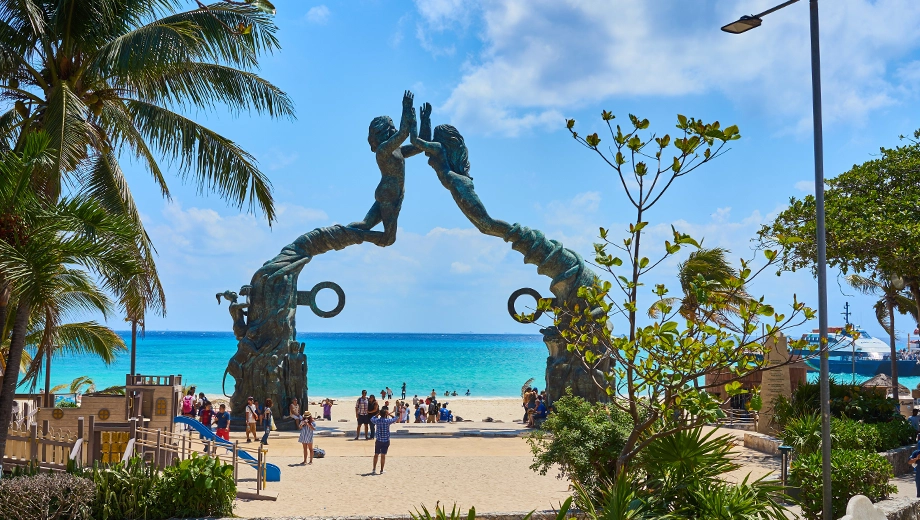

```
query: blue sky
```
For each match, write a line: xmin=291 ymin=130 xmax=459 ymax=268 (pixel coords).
xmin=123 ymin=0 xmax=920 ymax=341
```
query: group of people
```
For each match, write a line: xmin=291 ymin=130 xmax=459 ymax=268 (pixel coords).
xmin=180 ymin=388 xmax=232 ymax=440
xmin=409 ymin=392 xmax=454 ymax=423
xmin=522 ymin=386 xmax=548 ymax=428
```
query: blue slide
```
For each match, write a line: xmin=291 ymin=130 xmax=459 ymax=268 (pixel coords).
xmin=173 ymin=416 xmax=281 ymax=482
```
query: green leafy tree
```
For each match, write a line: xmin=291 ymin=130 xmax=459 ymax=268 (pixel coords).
xmin=0 ymin=133 xmax=143 ymax=462
xmin=845 ymin=273 xmax=916 ymax=396
xmin=758 ymin=131 xmax=920 ymax=326
xmin=542 ymin=113 xmax=815 ymax=474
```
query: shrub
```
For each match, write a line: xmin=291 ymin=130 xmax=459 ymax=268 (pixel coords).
xmin=85 ymin=457 xmax=162 ymax=520
xmin=790 ymin=449 xmax=896 ymax=520
xmin=781 ymin=414 xmax=823 ymax=456
xmin=874 ymin=416 xmax=916 ymax=450
xmin=774 ymin=379 xmax=900 ymax=427
xmin=0 ymin=472 xmax=95 ymax=520
xmin=832 ymin=417 xmax=882 ymax=453
xmin=156 ymin=452 xmax=236 ymax=518
xmin=527 ymin=391 xmax=631 ymax=490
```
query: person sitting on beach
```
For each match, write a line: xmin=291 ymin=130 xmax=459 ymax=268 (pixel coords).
xmin=528 ymin=397 xmax=548 ymax=428
xmin=296 ymin=411 xmax=316 ymax=465
xmin=451 ymin=391 xmax=457 ymax=396
xmin=289 ymin=398 xmax=300 ymax=418
xmin=322 ymin=399 xmax=333 ymax=421
xmin=439 ymin=403 xmax=452 ymax=423
xmin=215 ymin=404 xmax=231 ymax=441
xmin=370 ymin=408 xmax=399 ymax=474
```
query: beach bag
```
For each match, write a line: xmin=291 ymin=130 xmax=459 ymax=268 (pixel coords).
xmin=313 ymin=446 xmax=325 ymax=458
xmin=270 ymin=415 xmax=277 ymax=431
xmin=182 ymin=395 xmax=193 ymax=414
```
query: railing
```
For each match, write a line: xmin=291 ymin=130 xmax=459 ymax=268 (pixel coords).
xmin=3 ymin=420 xmax=80 ymax=471
xmin=133 ymin=425 xmax=268 ymax=493
xmin=126 ymin=374 xmax=182 ymax=387
xmin=714 ymin=409 xmax=757 ymax=429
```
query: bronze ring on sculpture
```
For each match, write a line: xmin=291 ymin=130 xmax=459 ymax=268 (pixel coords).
xmin=309 ymin=281 xmax=346 ymax=318
xmin=508 ymin=288 xmax=546 ymax=323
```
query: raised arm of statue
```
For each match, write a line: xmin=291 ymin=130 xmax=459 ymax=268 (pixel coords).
xmin=401 ymin=102 xmax=431 ymax=159
xmin=378 ymin=91 xmax=416 ymax=155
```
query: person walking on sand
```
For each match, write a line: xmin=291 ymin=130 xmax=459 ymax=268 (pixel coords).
xmin=260 ymin=398 xmax=274 ymax=445
xmin=370 ymin=408 xmax=398 ymax=474
xmin=401 ymin=382 xmax=406 ymax=399
xmin=386 ymin=386 xmax=393 ymax=400
xmin=245 ymin=396 xmax=259 ymax=443
xmin=355 ymin=390 xmax=370 ymax=440
xmin=297 ymin=411 xmax=316 ymax=464
xmin=322 ymin=398 xmax=333 ymax=421
xmin=215 ymin=404 xmax=231 ymax=441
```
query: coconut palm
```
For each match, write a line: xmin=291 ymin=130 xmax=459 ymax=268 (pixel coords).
xmin=0 ymin=134 xmax=142 ymax=461
xmin=1 ymin=0 xmax=293 ymax=373
xmin=648 ymin=248 xmax=752 ymax=329
xmin=845 ymin=273 xmax=917 ymax=401
xmin=50 ymin=375 xmax=94 ymax=395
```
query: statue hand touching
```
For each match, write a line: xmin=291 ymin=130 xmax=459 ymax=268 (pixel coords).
xmin=402 ymin=90 xmax=414 ymax=111
xmin=420 ymin=102 xmax=432 ymax=122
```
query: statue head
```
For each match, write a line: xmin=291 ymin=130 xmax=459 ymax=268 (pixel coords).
xmin=433 ymin=124 xmax=471 ymax=178
xmin=368 ymin=116 xmax=396 ymax=152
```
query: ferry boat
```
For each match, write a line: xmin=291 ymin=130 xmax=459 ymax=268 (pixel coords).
xmin=796 ymin=326 xmax=920 ymax=377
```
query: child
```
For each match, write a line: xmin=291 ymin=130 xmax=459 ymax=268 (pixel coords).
xmin=296 ymin=411 xmax=316 ymax=465
xmin=215 ymin=404 xmax=231 ymax=441
xmin=348 ymin=91 xmax=429 ymax=247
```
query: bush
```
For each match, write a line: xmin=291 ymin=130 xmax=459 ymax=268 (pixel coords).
xmin=86 ymin=457 xmax=162 ymax=520
xmin=156 ymin=453 xmax=236 ymax=518
xmin=0 ymin=472 xmax=95 ymax=520
xmin=790 ymin=449 xmax=896 ymax=520
xmin=781 ymin=414 xmax=823 ymax=456
xmin=832 ymin=417 xmax=882 ymax=453
xmin=875 ymin=417 xmax=916 ymax=450
xmin=527 ymin=391 xmax=631 ymax=490
xmin=773 ymin=379 xmax=901 ymax=428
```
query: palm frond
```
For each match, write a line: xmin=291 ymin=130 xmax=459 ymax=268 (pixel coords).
xmin=42 ymin=81 xmax=93 ymax=189
xmin=126 ymin=99 xmax=275 ymax=220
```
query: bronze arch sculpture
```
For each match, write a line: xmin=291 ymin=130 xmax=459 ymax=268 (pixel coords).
xmin=218 ymin=92 xmax=608 ymax=419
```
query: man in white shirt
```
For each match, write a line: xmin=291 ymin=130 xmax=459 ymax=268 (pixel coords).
xmin=245 ymin=396 xmax=259 ymax=443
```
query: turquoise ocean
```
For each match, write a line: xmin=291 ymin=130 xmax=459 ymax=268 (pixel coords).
xmin=40 ymin=332 xmax=547 ymax=399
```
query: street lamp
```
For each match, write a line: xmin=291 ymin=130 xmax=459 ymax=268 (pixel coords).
xmin=723 ymin=1 xmax=831 ymax=518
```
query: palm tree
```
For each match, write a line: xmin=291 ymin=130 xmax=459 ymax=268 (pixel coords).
xmin=0 ymin=133 xmax=143 ymax=462
xmin=648 ymin=248 xmax=752 ymax=329
xmin=50 ymin=375 xmax=94 ymax=396
xmin=20 ymin=321 xmax=126 ymax=405
xmin=1 ymin=0 xmax=293 ymax=373
xmin=846 ymin=273 xmax=918 ymax=402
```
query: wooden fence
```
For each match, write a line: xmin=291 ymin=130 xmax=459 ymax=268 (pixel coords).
xmin=3 ymin=419 xmax=83 ymax=472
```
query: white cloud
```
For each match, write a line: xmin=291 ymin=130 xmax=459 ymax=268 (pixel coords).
xmin=795 ymin=180 xmax=815 ymax=192
xmin=305 ymin=5 xmax=330 ymax=25
xmin=430 ymin=0 xmax=920 ymax=136
xmin=450 ymin=261 xmax=472 ymax=273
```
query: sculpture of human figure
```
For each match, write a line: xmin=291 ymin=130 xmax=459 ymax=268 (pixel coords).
xmin=409 ymin=105 xmax=511 ymax=238
xmin=348 ymin=91 xmax=430 ymax=246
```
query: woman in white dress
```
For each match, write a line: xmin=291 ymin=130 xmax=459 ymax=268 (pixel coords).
xmin=296 ymin=411 xmax=316 ymax=464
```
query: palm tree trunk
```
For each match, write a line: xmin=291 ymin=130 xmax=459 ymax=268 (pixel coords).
xmin=0 ymin=295 xmax=32 ymax=461
xmin=130 ymin=319 xmax=137 ymax=376
xmin=44 ymin=344 xmax=52 ymax=408
xmin=890 ymin=299 xmax=899 ymax=407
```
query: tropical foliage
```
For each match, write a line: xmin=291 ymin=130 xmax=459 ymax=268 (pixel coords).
xmin=537 ymin=113 xmax=814 ymax=473
xmin=758 ymin=130 xmax=920 ymax=325
xmin=790 ymin=449 xmax=895 ymax=520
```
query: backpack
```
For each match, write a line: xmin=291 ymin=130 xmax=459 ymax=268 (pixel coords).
xmin=182 ymin=395 xmax=193 ymax=414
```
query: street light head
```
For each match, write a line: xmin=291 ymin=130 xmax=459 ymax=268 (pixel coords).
xmin=721 ymin=15 xmax=762 ymax=34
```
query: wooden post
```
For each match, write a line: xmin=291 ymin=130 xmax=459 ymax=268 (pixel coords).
xmin=232 ymin=441 xmax=238 ymax=484
xmin=29 ymin=423 xmax=38 ymax=461
xmin=87 ymin=416 xmax=95 ymax=466
xmin=155 ymin=429 xmax=162 ymax=470
xmin=256 ymin=447 xmax=262 ymax=494
xmin=76 ymin=417 xmax=85 ymax=467
xmin=41 ymin=420 xmax=48 ymax=463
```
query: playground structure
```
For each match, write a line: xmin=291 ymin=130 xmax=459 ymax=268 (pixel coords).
xmin=3 ymin=374 xmax=280 ymax=498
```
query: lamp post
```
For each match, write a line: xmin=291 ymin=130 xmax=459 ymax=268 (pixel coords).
xmin=890 ymin=274 xmax=905 ymax=406
xmin=722 ymin=1 xmax=831 ymax=518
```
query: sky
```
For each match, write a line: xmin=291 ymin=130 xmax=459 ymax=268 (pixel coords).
xmin=118 ymin=0 xmax=920 ymax=341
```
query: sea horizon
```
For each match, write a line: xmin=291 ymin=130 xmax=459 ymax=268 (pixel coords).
xmin=39 ymin=331 xmax=549 ymax=400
